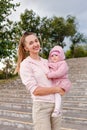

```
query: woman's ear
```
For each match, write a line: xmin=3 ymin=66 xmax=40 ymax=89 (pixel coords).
xmin=24 ymin=46 xmax=28 ymax=51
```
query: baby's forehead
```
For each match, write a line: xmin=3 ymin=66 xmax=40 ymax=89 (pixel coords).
xmin=51 ymin=54 xmax=59 ymax=57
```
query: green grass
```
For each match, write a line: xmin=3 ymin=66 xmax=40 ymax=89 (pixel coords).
xmin=0 ymin=76 xmax=19 ymax=84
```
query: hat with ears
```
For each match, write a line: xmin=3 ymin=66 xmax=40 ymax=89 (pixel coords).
xmin=49 ymin=45 xmax=65 ymax=61
xmin=50 ymin=50 xmax=60 ymax=57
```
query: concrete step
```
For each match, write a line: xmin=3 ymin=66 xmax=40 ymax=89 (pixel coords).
xmin=0 ymin=102 xmax=32 ymax=111
xmin=0 ymin=125 xmax=30 ymax=130
xmin=0 ymin=89 xmax=28 ymax=94
xmin=0 ymin=109 xmax=32 ymax=120
xmin=0 ymin=92 xmax=87 ymax=100
xmin=71 ymin=80 xmax=87 ymax=83
xmin=0 ymin=97 xmax=32 ymax=104
xmin=63 ymin=111 xmax=87 ymax=119
xmin=0 ymin=106 xmax=31 ymax=113
xmin=1 ymin=100 xmax=87 ymax=110
xmin=71 ymin=83 xmax=87 ymax=87
xmin=0 ymin=117 xmax=33 ymax=130
xmin=0 ymin=108 xmax=87 ymax=122
xmin=0 ymin=81 xmax=24 ymax=89
xmin=1 ymin=81 xmax=87 ymax=88
xmin=66 ymin=91 xmax=87 ymax=96
xmin=0 ymin=97 xmax=86 ymax=105
xmin=62 ymin=122 xmax=87 ymax=130
xmin=0 ymin=115 xmax=87 ymax=130
xmin=0 ymin=83 xmax=87 ymax=94
xmin=63 ymin=96 xmax=87 ymax=101
xmin=63 ymin=107 xmax=87 ymax=115
xmin=0 ymin=123 xmax=78 ymax=130
xmin=63 ymin=116 xmax=87 ymax=125
xmin=0 ymin=93 xmax=30 ymax=98
xmin=0 ymin=107 xmax=87 ymax=119
xmin=0 ymin=99 xmax=87 ymax=109
xmin=0 ymin=114 xmax=87 ymax=130
xmin=69 ymin=86 xmax=87 ymax=91
xmin=70 ymin=76 xmax=87 ymax=80
xmin=1 ymin=84 xmax=87 ymax=93
xmin=0 ymin=114 xmax=32 ymax=123
xmin=63 ymin=102 xmax=87 ymax=108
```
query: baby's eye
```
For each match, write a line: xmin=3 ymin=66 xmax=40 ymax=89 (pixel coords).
xmin=51 ymin=54 xmax=58 ymax=57
xmin=51 ymin=55 xmax=54 ymax=57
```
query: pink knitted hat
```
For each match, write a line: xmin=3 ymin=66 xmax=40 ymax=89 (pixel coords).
xmin=50 ymin=50 xmax=60 ymax=56
xmin=49 ymin=45 xmax=65 ymax=60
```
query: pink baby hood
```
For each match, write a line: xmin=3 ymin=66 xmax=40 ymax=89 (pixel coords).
xmin=49 ymin=45 xmax=65 ymax=61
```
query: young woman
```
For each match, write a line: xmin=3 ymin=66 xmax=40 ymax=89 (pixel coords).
xmin=15 ymin=32 xmax=65 ymax=130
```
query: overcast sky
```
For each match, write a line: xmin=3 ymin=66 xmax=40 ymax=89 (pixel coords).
xmin=11 ymin=0 xmax=87 ymax=36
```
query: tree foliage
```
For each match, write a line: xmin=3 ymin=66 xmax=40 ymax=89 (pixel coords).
xmin=48 ymin=15 xmax=77 ymax=47
xmin=19 ymin=9 xmax=41 ymax=34
xmin=0 ymin=0 xmax=20 ymax=59
xmin=70 ymin=32 xmax=87 ymax=57
xmin=17 ymin=10 xmax=81 ymax=57
xmin=66 ymin=45 xmax=87 ymax=58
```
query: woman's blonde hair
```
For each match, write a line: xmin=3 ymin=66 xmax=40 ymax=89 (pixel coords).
xmin=14 ymin=32 xmax=35 ymax=74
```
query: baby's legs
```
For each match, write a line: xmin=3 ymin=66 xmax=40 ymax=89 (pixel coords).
xmin=52 ymin=93 xmax=62 ymax=117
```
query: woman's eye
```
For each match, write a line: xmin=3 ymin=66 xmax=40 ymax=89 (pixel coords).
xmin=29 ymin=41 xmax=33 ymax=45
xmin=35 ymin=39 xmax=38 ymax=42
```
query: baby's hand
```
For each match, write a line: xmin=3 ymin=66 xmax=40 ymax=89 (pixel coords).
xmin=45 ymin=73 xmax=48 ymax=78
xmin=46 ymin=72 xmax=51 ymax=78
xmin=45 ymin=70 xmax=50 ymax=78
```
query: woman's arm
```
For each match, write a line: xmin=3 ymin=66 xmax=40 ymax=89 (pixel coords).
xmin=20 ymin=60 xmax=65 ymax=96
xmin=33 ymin=86 xmax=65 ymax=96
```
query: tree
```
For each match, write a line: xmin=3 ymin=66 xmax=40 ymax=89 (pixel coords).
xmin=39 ymin=15 xmax=78 ymax=57
xmin=66 ymin=45 xmax=87 ymax=58
xmin=17 ymin=9 xmax=87 ymax=58
xmin=0 ymin=0 xmax=20 ymax=59
xmin=49 ymin=15 xmax=77 ymax=47
xmin=70 ymin=32 xmax=87 ymax=57
xmin=18 ymin=9 xmax=41 ymax=35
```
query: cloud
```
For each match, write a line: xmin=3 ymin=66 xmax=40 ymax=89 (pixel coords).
xmin=18 ymin=0 xmax=87 ymax=17
xmin=10 ymin=0 xmax=87 ymax=35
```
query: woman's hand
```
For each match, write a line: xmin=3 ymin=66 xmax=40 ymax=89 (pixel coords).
xmin=56 ymin=87 xmax=65 ymax=96
xmin=33 ymin=85 xmax=65 ymax=96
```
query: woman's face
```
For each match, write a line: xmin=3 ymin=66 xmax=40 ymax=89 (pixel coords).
xmin=24 ymin=34 xmax=40 ymax=55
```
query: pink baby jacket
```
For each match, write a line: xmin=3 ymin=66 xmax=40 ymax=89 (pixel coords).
xmin=47 ymin=46 xmax=72 ymax=92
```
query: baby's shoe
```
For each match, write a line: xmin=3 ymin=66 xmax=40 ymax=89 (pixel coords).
xmin=51 ymin=111 xmax=61 ymax=117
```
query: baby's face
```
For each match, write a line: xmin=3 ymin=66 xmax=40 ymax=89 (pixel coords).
xmin=50 ymin=54 xmax=59 ymax=62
